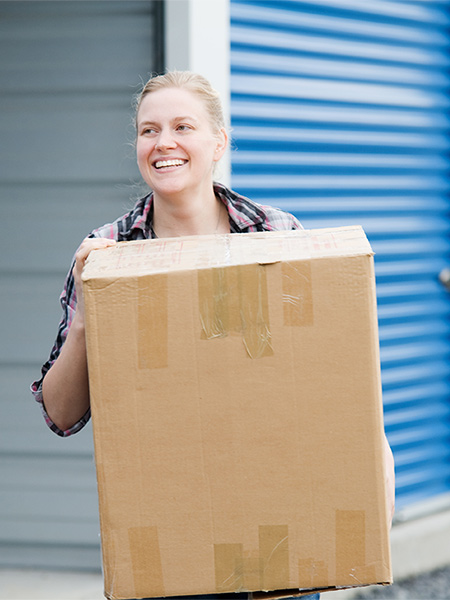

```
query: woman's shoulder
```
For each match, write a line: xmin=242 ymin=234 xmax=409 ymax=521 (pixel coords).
xmin=256 ymin=201 xmax=303 ymax=231
xmin=215 ymin=183 xmax=303 ymax=231
xmin=90 ymin=193 xmax=153 ymax=241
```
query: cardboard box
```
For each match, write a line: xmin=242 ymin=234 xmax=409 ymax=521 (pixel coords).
xmin=82 ymin=226 xmax=392 ymax=600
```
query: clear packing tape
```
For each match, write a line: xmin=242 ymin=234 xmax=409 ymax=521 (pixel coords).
xmin=198 ymin=260 xmax=314 ymax=360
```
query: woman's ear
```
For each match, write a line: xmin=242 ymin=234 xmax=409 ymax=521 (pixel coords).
xmin=214 ymin=127 xmax=228 ymax=161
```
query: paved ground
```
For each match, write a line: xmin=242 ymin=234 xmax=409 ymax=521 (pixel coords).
xmin=348 ymin=565 xmax=450 ymax=599
xmin=0 ymin=568 xmax=103 ymax=600
xmin=1 ymin=566 xmax=450 ymax=600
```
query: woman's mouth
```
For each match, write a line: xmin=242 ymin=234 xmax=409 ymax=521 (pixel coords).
xmin=154 ymin=159 xmax=187 ymax=170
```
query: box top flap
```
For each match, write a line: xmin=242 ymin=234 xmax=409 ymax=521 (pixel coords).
xmin=82 ymin=225 xmax=373 ymax=281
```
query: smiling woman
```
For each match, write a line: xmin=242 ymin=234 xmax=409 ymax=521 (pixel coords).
xmin=31 ymin=70 xmax=303 ymax=441
xmin=134 ymin=72 xmax=230 ymax=238
xmin=29 ymin=70 xmax=392 ymax=600
xmin=135 ymin=85 xmax=229 ymax=237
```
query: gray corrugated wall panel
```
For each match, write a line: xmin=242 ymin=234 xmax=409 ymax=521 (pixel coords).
xmin=230 ymin=0 xmax=450 ymax=510
xmin=0 ymin=0 xmax=160 ymax=569
xmin=0 ymin=183 xmax=141 ymax=274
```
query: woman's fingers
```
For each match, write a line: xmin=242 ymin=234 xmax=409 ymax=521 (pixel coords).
xmin=74 ymin=237 xmax=116 ymax=315
xmin=76 ymin=237 xmax=116 ymax=262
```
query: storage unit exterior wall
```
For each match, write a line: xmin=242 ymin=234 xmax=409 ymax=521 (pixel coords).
xmin=0 ymin=1 xmax=162 ymax=569
xmin=229 ymin=0 xmax=450 ymax=511
xmin=3 ymin=0 xmax=450 ymax=575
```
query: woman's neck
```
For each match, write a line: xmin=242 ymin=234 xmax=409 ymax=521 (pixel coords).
xmin=152 ymin=188 xmax=230 ymax=238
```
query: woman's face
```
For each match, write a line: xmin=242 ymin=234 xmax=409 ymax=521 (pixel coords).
xmin=136 ymin=87 xmax=227 ymax=201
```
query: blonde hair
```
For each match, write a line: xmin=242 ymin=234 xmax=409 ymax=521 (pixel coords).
xmin=135 ymin=71 xmax=225 ymax=134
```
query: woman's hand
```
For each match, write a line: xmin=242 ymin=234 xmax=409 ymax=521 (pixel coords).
xmin=73 ymin=237 xmax=116 ymax=317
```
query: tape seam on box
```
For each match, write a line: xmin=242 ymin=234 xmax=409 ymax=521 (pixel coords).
xmin=199 ymin=264 xmax=273 ymax=359
xmin=128 ymin=525 xmax=165 ymax=598
xmin=214 ymin=525 xmax=289 ymax=594
xmin=335 ymin=509 xmax=366 ymax=583
xmin=138 ymin=274 xmax=168 ymax=369
xmin=282 ymin=262 xmax=314 ymax=327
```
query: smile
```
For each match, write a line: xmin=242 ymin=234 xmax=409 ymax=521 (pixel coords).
xmin=154 ymin=159 xmax=187 ymax=169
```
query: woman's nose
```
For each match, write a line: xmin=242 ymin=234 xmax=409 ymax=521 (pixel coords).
xmin=155 ymin=129 xmax=176 ymax=151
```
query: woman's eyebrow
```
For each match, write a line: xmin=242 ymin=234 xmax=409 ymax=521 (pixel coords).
xmin=137 ymin=119 xmax=157 ymax=127
xmin=171 ymin=115 xmax=199 ymax=124
xmin=138 ymin=116 xmax=199 ymax=126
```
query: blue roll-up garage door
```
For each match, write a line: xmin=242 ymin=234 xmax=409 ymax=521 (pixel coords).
xmin=230 ymin=0 xmax=450 ymax=511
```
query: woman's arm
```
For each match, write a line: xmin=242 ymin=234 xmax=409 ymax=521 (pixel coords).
xmin=42 ymin=237 xmax=116 ymax=431
xmin=384 ymin=434 xmax=396 ymax=527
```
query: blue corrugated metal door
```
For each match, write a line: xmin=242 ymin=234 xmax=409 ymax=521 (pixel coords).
xmin=230 ymin=0 xmax=450 ymax=511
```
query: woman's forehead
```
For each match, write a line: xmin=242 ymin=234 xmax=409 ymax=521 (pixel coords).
xmin=138 ymin=87 xmax=208 ymax=121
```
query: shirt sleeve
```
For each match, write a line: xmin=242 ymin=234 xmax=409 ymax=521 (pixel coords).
xmin=290 ymin=214 xmax=303 ymax=230
xmin=30 ymin=258 xmax=91 ymax=437
xmin=261 ymin=204 xmax=304 ymax=231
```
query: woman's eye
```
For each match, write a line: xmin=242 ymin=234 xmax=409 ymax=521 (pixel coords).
xmin=176 ymin=124 xmax=191 ymax=132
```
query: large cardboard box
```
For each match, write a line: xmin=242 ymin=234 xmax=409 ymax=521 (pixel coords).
xmin=82 ymin=226 xmax=392 ymax=600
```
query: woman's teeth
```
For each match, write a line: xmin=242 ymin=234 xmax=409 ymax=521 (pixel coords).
xmin=155 ymin=159 xmax=185 ymax=169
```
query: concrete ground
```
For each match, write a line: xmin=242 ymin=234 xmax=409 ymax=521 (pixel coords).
xmin=350 ymin=565 xmax=450 ymax=599
xmin=0 ymin=568 xmax=103 ymax=600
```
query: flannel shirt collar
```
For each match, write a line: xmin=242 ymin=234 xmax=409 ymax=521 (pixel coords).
xmin=121 ymin=193 xmax=154 ymax=239
xmin=213 ymin=182 xmax=266 ymax=231
xmin=121 ymin=183 xmax=266 ymax=239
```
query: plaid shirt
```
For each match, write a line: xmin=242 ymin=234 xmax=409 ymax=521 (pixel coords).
xmin=31 ymin=183 xmax=302 ymax=436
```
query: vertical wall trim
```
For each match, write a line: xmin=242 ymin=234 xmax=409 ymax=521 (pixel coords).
xmin=153 ymin=0 xmax=166 ymax=74
xmin=164 ymin=0 xmax=231 ymax=185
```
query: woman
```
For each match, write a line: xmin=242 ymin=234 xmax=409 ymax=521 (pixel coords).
xmin=31 ymin=71 xmax=303 ymax=437
xmin=32 ymin=71 xmax=393 ymax=600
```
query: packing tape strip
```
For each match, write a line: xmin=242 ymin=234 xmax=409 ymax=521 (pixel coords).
xmin=239 ymin=265 xmax=273 ymax=359
xmin=138 ymin=274 xmax=168 ymax=369
xmin=214 ymin=525 xmax=289 ymax=594
xmin=95 ymin=464 xmax=115 ymax=600
xmin=282 ymin=262 xmax=313 ymax=327
xmin=335 ymin=509 xmax=373 ymax=583
xmin=198 ymin=267 xmax=240 ymax=339
xmin=297 ymin=558 xmax=328 ymax=589
xmin=128 ymin=525 xmax=165 ymax=598
xmin=198 ymin=264 xmax=273 ymax=359
xmin=259 ymin=525 xmax=290 ymax=591
xmin=214 ymin=543 xmax=244 ymax=593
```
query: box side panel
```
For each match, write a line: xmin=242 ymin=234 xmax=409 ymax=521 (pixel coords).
xmin=83 ymin=251 xmax=391 ymax=599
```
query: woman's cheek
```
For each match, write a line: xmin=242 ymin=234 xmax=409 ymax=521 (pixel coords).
xmin=136 ymin=140 xmax=152 ymax=165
